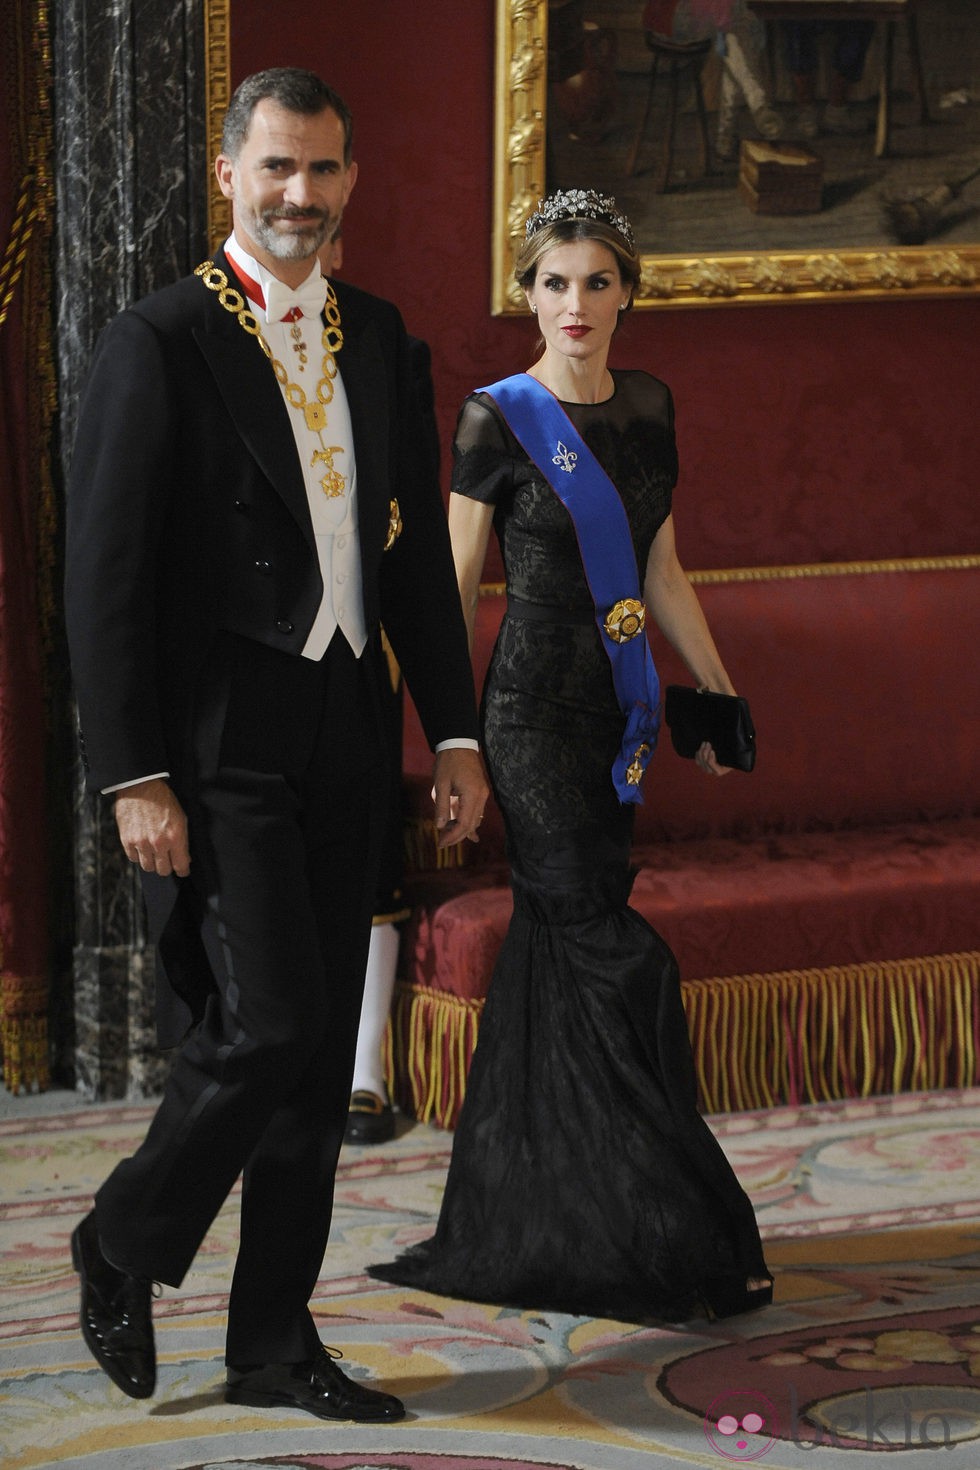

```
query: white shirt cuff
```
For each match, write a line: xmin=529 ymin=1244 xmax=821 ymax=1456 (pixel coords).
xmin=434 ymin=738 xmax=480 ymax=752
xmin=102 ymin=772 xmax=170 ymax=795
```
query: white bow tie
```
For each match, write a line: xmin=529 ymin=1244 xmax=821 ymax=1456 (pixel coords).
xmin=264 ymin=273 xmax=328 ymax=324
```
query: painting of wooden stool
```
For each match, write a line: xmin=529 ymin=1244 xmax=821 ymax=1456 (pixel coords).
xmin=628 ymin=33 xmax=714 ymax=191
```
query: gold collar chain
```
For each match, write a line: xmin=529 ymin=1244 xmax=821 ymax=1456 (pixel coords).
xmin=195 ymin=260 xmax=347 ymax=496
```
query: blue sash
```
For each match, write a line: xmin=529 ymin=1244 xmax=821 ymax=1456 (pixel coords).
xmin=479 ymin=373 xmax=660 ymax=803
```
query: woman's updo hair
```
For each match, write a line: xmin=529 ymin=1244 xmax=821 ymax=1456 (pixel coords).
xmin=514 ymin=190 xmax=641 ymax=310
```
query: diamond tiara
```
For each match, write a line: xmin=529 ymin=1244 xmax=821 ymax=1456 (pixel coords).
xmin=524 ymin=189 xmax=636 ymax=253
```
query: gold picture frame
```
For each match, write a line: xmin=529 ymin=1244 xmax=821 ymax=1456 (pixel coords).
xmin=205 ymin=0 xmax=232 ymax=252
xmin=492 ymin=0 xmax=980 ymax=311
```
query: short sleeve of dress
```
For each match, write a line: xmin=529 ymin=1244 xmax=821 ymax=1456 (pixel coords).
xmin=450 ymin=393 xmax=517 ymax=506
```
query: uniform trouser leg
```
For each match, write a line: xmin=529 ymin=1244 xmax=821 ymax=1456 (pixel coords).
xmin=94 ymin=633 xmax=389 ymax=1365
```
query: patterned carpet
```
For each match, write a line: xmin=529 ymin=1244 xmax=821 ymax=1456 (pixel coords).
xmin=4 ymin=1088 xmax=980 ymax=1468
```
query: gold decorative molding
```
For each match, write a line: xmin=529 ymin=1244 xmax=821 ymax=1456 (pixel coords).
xmin=685 ymin=554 xmax=980 ymax=585
xmin=204 ymin=0 xmax=231 ymax=253
xmin=492 ymin=0 xmax=547 ymax=314
xmin=480 ymin=554 xmax=980 ymax=597
xmin=492 ymin=0 xmax=980 ymax=312
xmin=635 ymin=248 xmax=979 ymax=310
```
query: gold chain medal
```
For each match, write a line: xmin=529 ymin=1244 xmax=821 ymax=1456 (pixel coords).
xmin=317 ymin=285 xmax=344 ymax=416
xmin=311 ymin=446 xmax=346 ymax=497
xmin=626 ymin=743 xmax=651 ymax=786
xmin=195 ymin=262 xmax=264 ymax=339
xmin=196 ymin=261 xmax=347 ymax=496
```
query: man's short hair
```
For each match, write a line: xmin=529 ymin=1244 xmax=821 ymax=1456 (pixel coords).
xmin=222 ymin=68 xmax=354 ymax=165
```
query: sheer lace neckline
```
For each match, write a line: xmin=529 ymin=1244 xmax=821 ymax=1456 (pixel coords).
xmin=525 ymin=370 xmax=619 ymax=409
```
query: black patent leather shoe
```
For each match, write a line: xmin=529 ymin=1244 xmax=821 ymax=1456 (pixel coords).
xmin=226 ymin=1344 xmax=405 ymax=1422
xmin=70 ymin=1211 xmax=156 ymax=1399
xmin=344 ymin=1089 xmax=395 ymax=1145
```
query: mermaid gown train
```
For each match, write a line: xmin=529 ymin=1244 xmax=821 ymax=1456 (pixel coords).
xmin=370 ymin=372 xmax=771 ymax=1321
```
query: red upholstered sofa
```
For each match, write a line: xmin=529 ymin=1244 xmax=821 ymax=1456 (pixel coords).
xmin=388 ymin=559 xmax=980 ymax=1126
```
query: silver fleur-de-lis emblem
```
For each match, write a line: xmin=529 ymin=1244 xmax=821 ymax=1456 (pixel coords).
xmin=552 ymin=440 xmax=578 ymax=474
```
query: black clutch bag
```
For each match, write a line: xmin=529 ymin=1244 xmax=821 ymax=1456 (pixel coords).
xmin=664 ymin=685 xmax=757 ymax=772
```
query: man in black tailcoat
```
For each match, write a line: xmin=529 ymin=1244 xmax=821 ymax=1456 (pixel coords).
xmin=64 ymin=67 xmax=486 ymax=1422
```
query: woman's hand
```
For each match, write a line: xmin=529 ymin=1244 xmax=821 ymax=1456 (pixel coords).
xmin=695 ymin=741 xmax=731 ymax=778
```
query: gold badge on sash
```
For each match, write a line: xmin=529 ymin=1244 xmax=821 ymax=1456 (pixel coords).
xmin=626 ymin=743 xmax=651 ymax=785
xmin=603 ymin=598 xmax=646 ymax=643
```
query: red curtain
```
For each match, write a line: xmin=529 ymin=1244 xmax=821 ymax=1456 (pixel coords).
xmin=0 ymin=0 xmax=56 ymax=1091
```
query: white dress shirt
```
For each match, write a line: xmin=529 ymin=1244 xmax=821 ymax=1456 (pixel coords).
xmin=224 ymin=234 xmax=367 ymax=661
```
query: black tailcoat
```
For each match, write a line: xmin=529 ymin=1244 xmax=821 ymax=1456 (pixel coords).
xmin=66 ymin=248 xmax=477 ymax=1039
xmin=64 ymin=252 xmax=478 ymax=1361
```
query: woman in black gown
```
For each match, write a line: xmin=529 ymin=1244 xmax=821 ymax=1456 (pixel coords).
xmin=372 ymin=191 xmax=772 ymax=1323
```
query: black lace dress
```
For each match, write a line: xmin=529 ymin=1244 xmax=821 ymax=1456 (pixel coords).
xmin=370 ymin=371 xmax=770 ymax=1323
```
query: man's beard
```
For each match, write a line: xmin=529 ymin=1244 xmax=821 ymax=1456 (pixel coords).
xmin=242 ymin=202 xmax=335 ymax=262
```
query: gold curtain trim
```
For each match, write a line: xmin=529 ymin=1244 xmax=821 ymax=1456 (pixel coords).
xmin=387 ymin=981 xmax=483 ymax=1130
xmin=479 ymin=554 xmax=980 ymax=598
xmin=3 ymin=2 xmax=57 ymax=658
xmin=0 ymin=1 xmax=56 ymax=1096
xmin=403 ymin=816 xmax=470 ymax=873
xmin=387 ymin=952 xmax=980 ymax=1128
xmin=0 ymin=172 xmax=38 ymax=329
xmin=0 ymin=973 xmax=50 ymax=1093
xmin=684 ymin=950 xmax=980 ymax=1114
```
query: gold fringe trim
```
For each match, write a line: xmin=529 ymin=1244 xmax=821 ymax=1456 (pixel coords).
xmin=0 ymin=1009 xmax=50 ymax=1094
xmin=403 ymin=816 xmax=470 ymax=873
xmin=0 ymin=170 xmax=38 ymax=328
xmin=387 ymin=951 xmax=980 ymax=1127
xmin=388 ymin=981 xmax=484 ymax=1130
xmin=685 ymin=950 xmax=980 ymax=1114
xmin=1 ymin=969 xmax=50 ymax=1093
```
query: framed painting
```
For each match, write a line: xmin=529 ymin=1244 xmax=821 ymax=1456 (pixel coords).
xmin=205 ymin=0 xmax=232 ymax=252
xmin=492 ymin=0 xmax=980 ymax=310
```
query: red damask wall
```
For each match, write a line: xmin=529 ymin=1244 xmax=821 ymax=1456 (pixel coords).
xmin=230 ymin=1 xmax=980 ymax=571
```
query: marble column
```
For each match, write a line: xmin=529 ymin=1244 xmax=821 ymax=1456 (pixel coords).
xmin=54 ymin=0 xmax=209 ymax=1098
